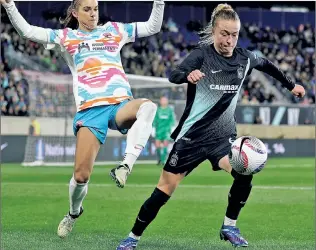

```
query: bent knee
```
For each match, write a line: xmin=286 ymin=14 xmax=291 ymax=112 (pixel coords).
xmin=157 ymin=170 xmax=186 ymax=195
xmin=141 ymin=100 xmax=157 ymax=112
xmin=157 ymin=183 xmax=178 ymax=196
xmin=137 ymin=101 xmax=157 ymax=120
xmin=157 ymin=178 xmax=181 ymax=196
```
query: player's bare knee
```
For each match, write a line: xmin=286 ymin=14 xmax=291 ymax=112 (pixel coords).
xmin=157 ymin=170 xmax=185 ymax=195
xmin=218 ymin=156 xmax=232 ymax=173
xmin=74 ymin=169 xmax=90 ymax=183
xmin=157 ymin=182 xmax=179 ymax=196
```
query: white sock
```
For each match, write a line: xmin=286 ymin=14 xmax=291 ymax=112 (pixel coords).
xmin=122 ymin=102 xmax=157 ymax=171
xmin=69 ymin=176 xmax=88 ymax=215
xmin=129 ymin=232 xmax=141 ymax=240
xmin=224 ymin=216 xmax=237 ymax=226
xmin=121 ymin=153 xmax=138 ymax=170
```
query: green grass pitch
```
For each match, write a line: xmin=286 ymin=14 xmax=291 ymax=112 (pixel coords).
xmin=1 ymin=158 xmax=315 ymax=250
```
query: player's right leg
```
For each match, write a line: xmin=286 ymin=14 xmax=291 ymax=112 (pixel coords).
xmin=116 ymin=169 xmax=185 ymax=250
xmin=57 ymin=106 xmax=108 ymax=238
xmin=57 ymin=127 xmax=100 ymax=238
xmin=116 ymin=139 xmax=206 ymax=249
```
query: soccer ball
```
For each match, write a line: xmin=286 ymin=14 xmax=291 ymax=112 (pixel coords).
xmin=229 ymin=136 xmax=268 ymax=175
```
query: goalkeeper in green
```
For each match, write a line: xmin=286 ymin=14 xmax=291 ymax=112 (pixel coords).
xmin=153 ymin=96 xmax=176 ymax=165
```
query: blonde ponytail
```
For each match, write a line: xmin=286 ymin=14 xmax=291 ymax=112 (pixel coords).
xmin=198 ymin=3 xmax=239 ymax=46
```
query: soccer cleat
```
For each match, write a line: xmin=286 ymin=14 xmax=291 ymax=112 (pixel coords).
xmin=110 ymin=164 xmax=131 ymax=188
xmin=57 ymin=207 xmax=83 ymax=238
xmin=220 ymin=225 xmax=249 ymax=248
xmin=116 ymin=237 xmax=139 ymax=250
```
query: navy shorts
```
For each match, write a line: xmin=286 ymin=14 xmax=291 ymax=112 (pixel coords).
xmin=163 ymin=135 xmax=236 ymax=176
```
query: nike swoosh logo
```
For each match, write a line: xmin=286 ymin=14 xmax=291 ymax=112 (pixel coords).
xmin=134 ymin=145 xmax=143 ymax=150
xmin=1 ymin=143 xmax=8 ymax=151
xmin=239 ymin=136 xmax=251 ymax=154
xmin=137 ymin=216 xmax=146 ymax=223
xmin=211 ymin=70 xmax=222 ymax=74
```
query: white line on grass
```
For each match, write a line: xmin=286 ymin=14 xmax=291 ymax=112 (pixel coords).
xmin=1 ymin=182 xmax=314 ymax=190
xmin=267 ymin=164 xmax=313 ymax=168
xmin=22 ymin=162 xmax=314 ymax=168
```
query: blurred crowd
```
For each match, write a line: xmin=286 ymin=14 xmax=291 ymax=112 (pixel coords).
xmin=1 ymin=15 xmax=315 ymax=117
xmin=243 ymin=23 xmax=315 ymax=105
xmin=1 ymin=23 xmax=65 ymax=73
xmin=0 ymin=62 xmax=29 ymax=116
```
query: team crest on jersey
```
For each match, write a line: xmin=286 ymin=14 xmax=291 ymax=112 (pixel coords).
xmin=237 ymin=65 xmax=244 ymax=79
xmin=78 ymin=42 xmax=90 ymax=53
xmin=169 ymin=152 xmax=179 ymax=167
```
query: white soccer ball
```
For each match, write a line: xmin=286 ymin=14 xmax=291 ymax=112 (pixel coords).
xmin=229 ymin=136 xmax=268 ymax=175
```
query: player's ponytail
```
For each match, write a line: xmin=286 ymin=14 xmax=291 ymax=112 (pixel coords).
xmin=199 ymin=3 xmax=240 ymax=46
xmin=60 ymin=0 xmax=80 ymax=29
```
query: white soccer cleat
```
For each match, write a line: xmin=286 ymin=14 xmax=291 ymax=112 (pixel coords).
xmin=57 ymin=207 xmax=83 ymax=238
xmin=110 ymin=164 xmax=131 ymax=188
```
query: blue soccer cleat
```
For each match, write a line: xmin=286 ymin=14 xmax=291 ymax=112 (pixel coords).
xmin=220 ymin=225 xmax=249 ymax=248
xmin=116 ymin=237 xmax=139 ymax=250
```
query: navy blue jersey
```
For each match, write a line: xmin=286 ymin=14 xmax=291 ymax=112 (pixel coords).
xmin=169 ymin=45 xmax=294 ymax=143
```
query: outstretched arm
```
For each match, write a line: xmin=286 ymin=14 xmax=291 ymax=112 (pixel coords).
xmin=247 ymin=51 xmax=305 ymax=97
xmin=136 ymin=0 xmax=165 ymax=38
xmin=2 ymin=0 xmax=60 ymax=45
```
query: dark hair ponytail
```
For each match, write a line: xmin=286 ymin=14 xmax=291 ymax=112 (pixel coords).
xmin=59 ymin=0 xmax=80 ymax=29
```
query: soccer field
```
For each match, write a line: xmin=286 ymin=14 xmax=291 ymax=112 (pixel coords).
xmin=1 ymin=158 xmax=315 ymax=250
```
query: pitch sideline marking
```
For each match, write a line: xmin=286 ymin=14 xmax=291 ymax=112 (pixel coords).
xmin=1 ymin=182 xmax=314 ymax=190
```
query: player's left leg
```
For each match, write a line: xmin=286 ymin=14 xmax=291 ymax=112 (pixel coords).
xmin=109 ymin=99 xmax=157 ymax=188
xmin=218 ymin=156 xmax=252 ymax=247
xmin=207 ymin=138 xmax=251 ymax=247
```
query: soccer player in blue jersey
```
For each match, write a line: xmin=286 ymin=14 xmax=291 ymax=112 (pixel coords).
xmin=2 ymin=0 xmax=165 ymax=238
xmin=116 ymin=4 xmax=305 ymax=249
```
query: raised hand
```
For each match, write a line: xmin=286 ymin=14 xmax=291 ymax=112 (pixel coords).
xmin=187 ymin=70 xmax=205 ymax=84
